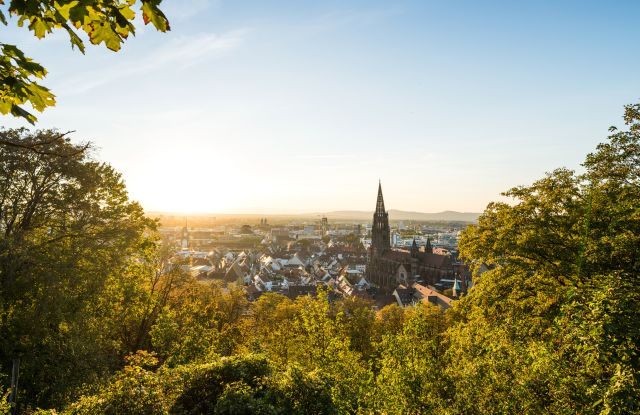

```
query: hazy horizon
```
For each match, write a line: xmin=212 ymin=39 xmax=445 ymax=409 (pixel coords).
xmin=3 ymin=0 xmax=639 ymax=213
xmin=145 ymin=207 xmax=481 ymax=215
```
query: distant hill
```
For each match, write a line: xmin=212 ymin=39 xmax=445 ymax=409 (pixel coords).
xmin=147 ymin=210 xmax=481 ymax=226
xmin=321 ymin=210 xmax=481 ymax=222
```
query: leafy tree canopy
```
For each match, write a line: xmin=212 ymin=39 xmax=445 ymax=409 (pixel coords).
xmin=0 ymin=0 xmax=169 ymax=124
xmin=452 ymin=102 xmax=640 ymax=415
xmin=0 ymin=128 xmax=157 ymax=408
xmin=2 ymin=103 xmax=639 ymax=414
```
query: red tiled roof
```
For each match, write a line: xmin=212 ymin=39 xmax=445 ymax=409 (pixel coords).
xmin=413 ymin=283 xmax=453 ymax=308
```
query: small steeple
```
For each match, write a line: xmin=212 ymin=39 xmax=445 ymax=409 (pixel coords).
xmin=425 ymin=237 xmax=433 ymax=254
xmin=411 ymin=238 xmax=419 ymax=258
xmin=181 ymin=219 xmax=189 ymax=250
xmin=452 ymin=276 xmax=460 ymax=298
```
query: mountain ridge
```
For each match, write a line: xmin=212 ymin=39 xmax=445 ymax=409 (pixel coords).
xmin=146 ymin=210 xmax=481 ymax=223
xmin=313 ymin=210 xmax=480 ymax=222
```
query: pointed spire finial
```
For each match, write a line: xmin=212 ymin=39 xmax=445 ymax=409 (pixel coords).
xmin=371 ymin=180 xmax=391 ymax=255
xmin=411 ymin=238 xmax=419 ymax=257
xmin=452 ymin=275 xmax=459 ymax=297
xmin=375 ymin=181 xmax=386 ymax=214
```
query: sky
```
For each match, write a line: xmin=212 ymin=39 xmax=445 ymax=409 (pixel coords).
xmin=2 ymin=0 xmax=640 ymax=214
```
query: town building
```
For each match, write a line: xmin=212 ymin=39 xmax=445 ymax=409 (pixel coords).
xmin=366 ymin=182 xmax=456 ymax=291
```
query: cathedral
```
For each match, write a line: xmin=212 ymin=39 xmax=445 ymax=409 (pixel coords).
xmin=367 ymin=182 xmax=456 ymax=291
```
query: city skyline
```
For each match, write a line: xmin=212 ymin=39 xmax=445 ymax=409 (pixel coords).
xmin=2 ymin=0 xmax=639 ymax=213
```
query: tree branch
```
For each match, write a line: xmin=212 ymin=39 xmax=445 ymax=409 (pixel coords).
xmin=0 ymin=130 xmax=89 ymax=157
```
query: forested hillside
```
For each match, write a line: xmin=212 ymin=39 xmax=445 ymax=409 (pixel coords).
xmin=0 ymin=103 xmax=639 ymax=414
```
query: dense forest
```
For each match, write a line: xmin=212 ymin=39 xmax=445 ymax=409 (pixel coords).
xmin=0 ymin=103 xmax=638 ymax=414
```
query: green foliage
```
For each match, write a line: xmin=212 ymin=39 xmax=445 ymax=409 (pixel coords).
xmin=451 ymin=102 xmax=640 ymax=414
xmin=373 ymin=303 xmax=406 ymax=339
xmin=555 ymin=274 xmax=640 ymax=415
xmin=211 ymin=381 xmax=275 ymax=415
xmin=373 ymin=303 xmax=450 ymax=414
xmin=297 ymin=288 xmax=348 ymax=368
xmin=334 ymin=296 xmax=376 ymax=359
xmin=267 ymin=366 xmax=335 ymax=415
xmin=170 ymin=354 xmax=272 ymax=414
xmin=67 ymin=355 xmax=339 ymax=415
xmin=66 ymin=351 xmax=172 ymax=415
xmin=150 ymin=283 xmax=249 ymax=366
xmin=249 ymin=293 xmax=302 ymax=365
xmin=0 ymin=388 xmax=10 ymax=415
xmin=294 ymin=289 xmax=373 ymax=414
xmin=3 ymin=103 xmax=640 ymax=413
xmin=0 ymin=129 xmax=156 ymax=408
xmin=0 ymin=44 xmax=54 ymax=123
xmin=0 ymin=0 xmax=169 ymax=123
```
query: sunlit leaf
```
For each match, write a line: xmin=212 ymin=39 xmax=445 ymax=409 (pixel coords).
xmin=88 ymin=21 xmax=122 ymax=51
xmin=141 ymin=1 xmax=170 ymax=32
xmin=10 ymin=104 xmax=37 ymax=124
xmin=54 ymin=1 xmax=79 ymax=20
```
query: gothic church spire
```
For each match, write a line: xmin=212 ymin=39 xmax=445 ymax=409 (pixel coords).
xmin=371 ymin=181 xmax=391 ymax=256
xmin=376 ymin=180 xmax=386 ymax=215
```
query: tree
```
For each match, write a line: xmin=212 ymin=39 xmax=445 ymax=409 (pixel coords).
xmin=450 ymin=103 xmax=640 ymax=414
xmin=150 ymin=281 xmax=250 ymax=366
xmin=333 ymin=296 xmax=376 ymax=359
xmin=0 ymin=128 xmax=157 ymax=408
xmin=373 ymin=303 xmax=406 ymax=340
xmin=295 ymin=290 xmax=373 ymax=413
xmin=0 ymin=0 xmax=169 ymax=124
xmin=372 ymin=303 xmax=450 ymax=414
xmin=69 ymin=354 xmax=340 ymax=415
xmin=249 ymin=293 xmax=302 ymax=365
xmin=66 ymin=351 xmax=171 ymax=415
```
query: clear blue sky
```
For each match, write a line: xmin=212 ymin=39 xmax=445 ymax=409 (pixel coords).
xmin=3 ymin=0 xmax=639 ymax=213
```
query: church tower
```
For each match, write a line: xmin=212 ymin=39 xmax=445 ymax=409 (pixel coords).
xmin=181 ymin=217 xmax=189 ymax=250
xmin=411 ymin=238 xmax=419 ymax=258
xmin=371 ymin=182 xmax=391 ymax=257
xmin=425 ymin=237 xmax=433 ymax=254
